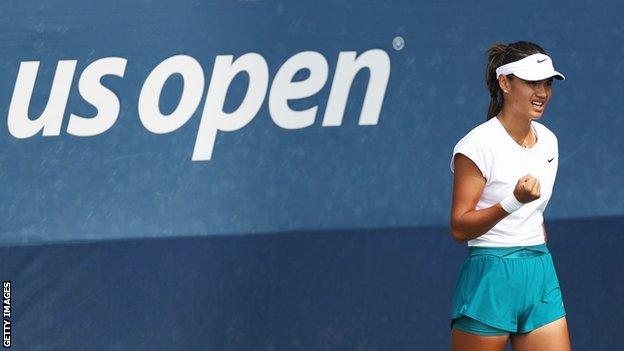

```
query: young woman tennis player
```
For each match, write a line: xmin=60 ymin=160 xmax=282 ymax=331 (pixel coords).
xmin=449 ymin=41 xmax=572 ymax=350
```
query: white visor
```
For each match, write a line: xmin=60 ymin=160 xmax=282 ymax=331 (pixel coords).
xmin=495 ymin=53 xmax=565 ymax=81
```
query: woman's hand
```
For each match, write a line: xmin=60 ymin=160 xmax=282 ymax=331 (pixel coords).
xmin=514 ymin=174 xmax=541 ymax=203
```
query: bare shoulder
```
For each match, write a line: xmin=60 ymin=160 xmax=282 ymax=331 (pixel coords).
xmin=453 ymin=153 xmax=486 ymax=181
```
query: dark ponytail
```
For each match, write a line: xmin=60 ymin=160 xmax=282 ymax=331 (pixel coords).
xmin=485 ymin=41 xmax=547 ymax=120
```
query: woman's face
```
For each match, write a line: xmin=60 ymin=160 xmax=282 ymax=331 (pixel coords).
xmin=502 ymin=76 xmax=553 ymax=120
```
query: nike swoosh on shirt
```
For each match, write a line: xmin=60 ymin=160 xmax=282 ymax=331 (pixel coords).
xmin=537 ymin=58 xmax=548 ymax=63
xmin=548 ymin=157 xmax=554 ymax=163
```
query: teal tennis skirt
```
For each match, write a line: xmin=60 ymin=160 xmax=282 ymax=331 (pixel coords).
xmin=450 ymin=243 xmax=566 ymax=334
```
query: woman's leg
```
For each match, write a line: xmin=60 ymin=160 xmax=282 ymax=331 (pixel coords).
xmin=451 ymin=328 xmax=509 ymax=351
xmin=510 ymin=316 xmax=571 ymax=351
xmin=451 ymin=317 xmax=510 ymax=351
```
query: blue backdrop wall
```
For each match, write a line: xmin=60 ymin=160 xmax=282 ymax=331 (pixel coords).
xmin=1 ymin=0 xmax=623 ymax=350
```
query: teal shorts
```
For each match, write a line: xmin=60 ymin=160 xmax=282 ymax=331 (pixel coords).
xmin=450 ymin=243 xmax=566 ymax=335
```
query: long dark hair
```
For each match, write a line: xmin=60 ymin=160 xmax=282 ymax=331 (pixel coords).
xmin=486 ymin=41 xmax=546 ymax=120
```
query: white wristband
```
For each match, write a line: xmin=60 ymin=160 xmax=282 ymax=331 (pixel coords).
xmin=500 ymin=193 xmax=524 ymax=213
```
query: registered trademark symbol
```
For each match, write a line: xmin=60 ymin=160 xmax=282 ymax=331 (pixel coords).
xmin=393 ymin=36 xmax=405 ymax=51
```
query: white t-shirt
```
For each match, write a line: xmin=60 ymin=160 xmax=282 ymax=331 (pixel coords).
xmin=450 ymin=116 xmax=559 ymax=247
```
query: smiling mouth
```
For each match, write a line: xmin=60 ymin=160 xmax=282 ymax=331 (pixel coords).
xmin=531 ymin=100 xmax=545 ymax=108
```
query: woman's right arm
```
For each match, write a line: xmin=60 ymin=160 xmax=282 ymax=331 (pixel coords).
xmin=449 ymin=153 xmax=510 ymax=243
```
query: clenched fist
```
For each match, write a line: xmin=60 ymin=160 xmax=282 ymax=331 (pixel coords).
xmin=514 ymin=174 xmax=541 ymax=203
